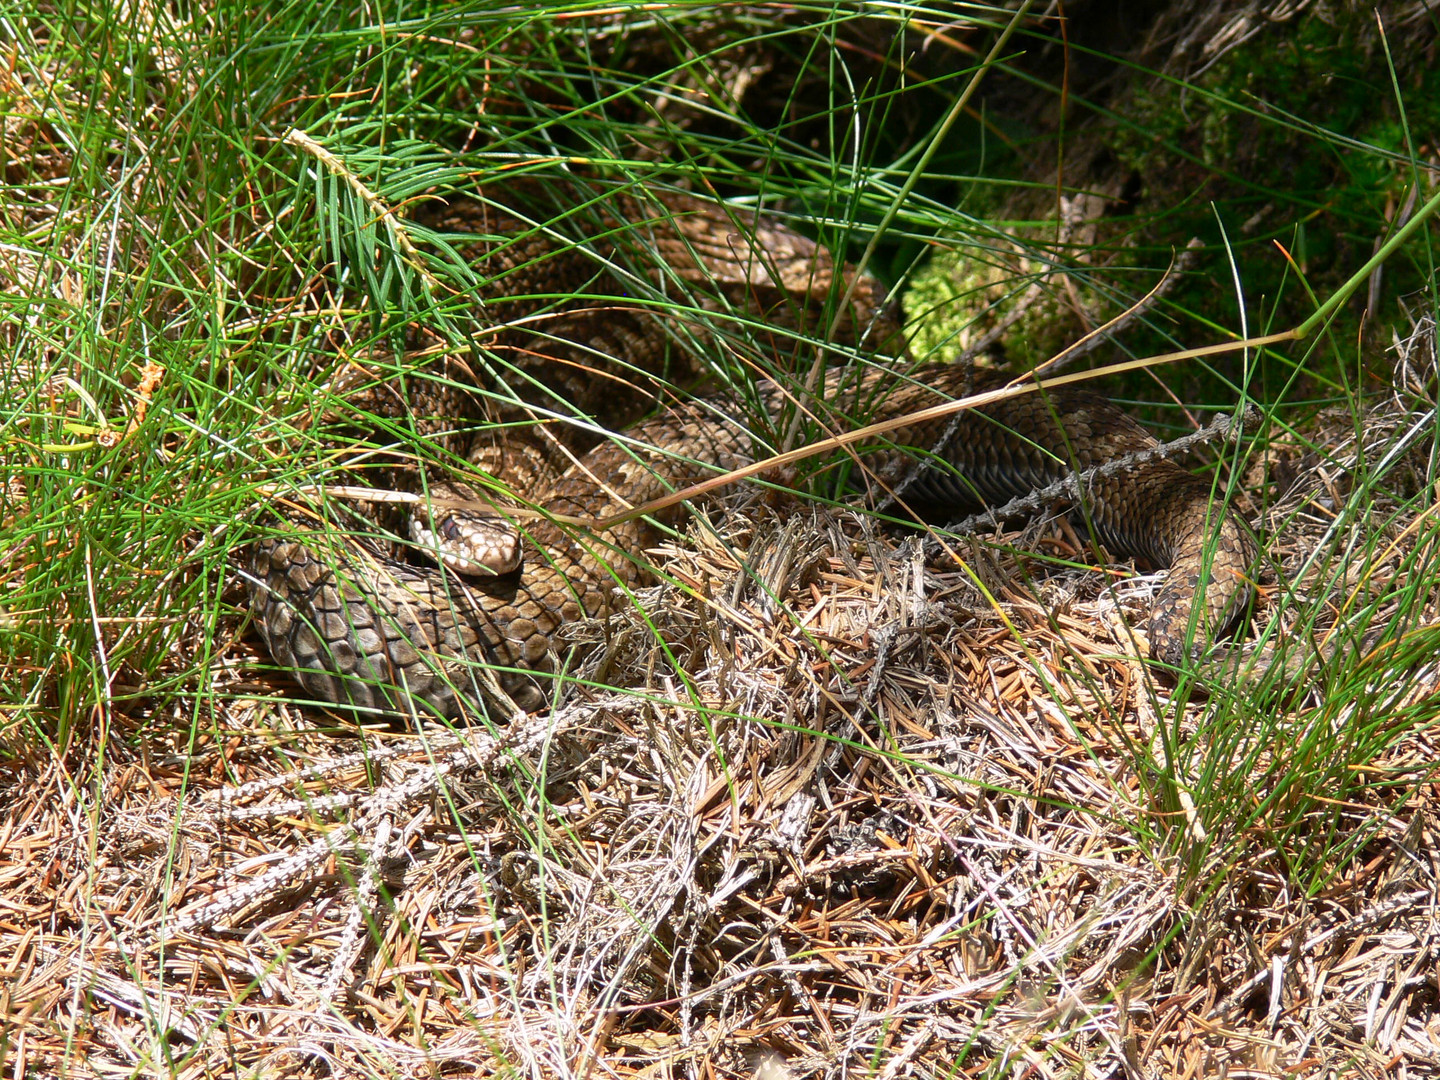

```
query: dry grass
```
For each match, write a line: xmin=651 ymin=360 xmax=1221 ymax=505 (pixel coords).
xmin=5 ymin=325 xmax=1440 ymax=1076
xmin=5 ymin=3 xmax=1440 ymax=1075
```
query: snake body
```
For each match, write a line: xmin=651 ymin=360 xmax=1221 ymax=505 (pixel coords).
xmin=249 ymin=189 xmax=1255 ymax=720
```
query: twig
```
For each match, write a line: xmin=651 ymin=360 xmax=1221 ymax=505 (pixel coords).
xmin=1030 ymin=239 xmax=1205 ymax=379
xmin=922 ymin=403 xmax=1258 ymax=542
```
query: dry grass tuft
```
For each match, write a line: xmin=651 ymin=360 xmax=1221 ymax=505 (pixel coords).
xmin=6 ymin=4 xmax=1440 ymax=1074
xmin=5 ymin=321 xmax=1440 ymax=1077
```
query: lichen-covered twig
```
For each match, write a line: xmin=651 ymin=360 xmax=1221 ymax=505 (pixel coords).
xmin=926 ymin=403 xmax=1258 ymax=542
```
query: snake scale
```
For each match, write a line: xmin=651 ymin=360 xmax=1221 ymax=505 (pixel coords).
xmin=248 ymin=187 xmax=1256 ymax=721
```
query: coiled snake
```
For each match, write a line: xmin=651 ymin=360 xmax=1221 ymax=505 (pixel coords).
xmin=248 ymin=189 xmax=1256 ymax=721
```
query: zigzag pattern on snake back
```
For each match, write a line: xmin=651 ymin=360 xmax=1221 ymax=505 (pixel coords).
xmin=248 ymin=186 xmax=1257 ymax=722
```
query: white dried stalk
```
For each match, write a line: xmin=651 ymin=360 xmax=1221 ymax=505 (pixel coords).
xmin=923 ymin=403 xmax=1257 ymax=543
xmin=164 ymin=691 xmax=662 ymax=944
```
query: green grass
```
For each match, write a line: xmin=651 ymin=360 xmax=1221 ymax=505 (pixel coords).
xmin=4 ymin=1 xmax=1440 ymax=1075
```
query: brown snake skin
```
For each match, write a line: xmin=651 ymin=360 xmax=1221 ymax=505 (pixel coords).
xmin=248 ymin=189 xmax=1256 ymax=721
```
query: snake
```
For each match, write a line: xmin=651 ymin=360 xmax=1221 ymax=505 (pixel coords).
xmin=247 ymin=187 xmax=1257 ymax=721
